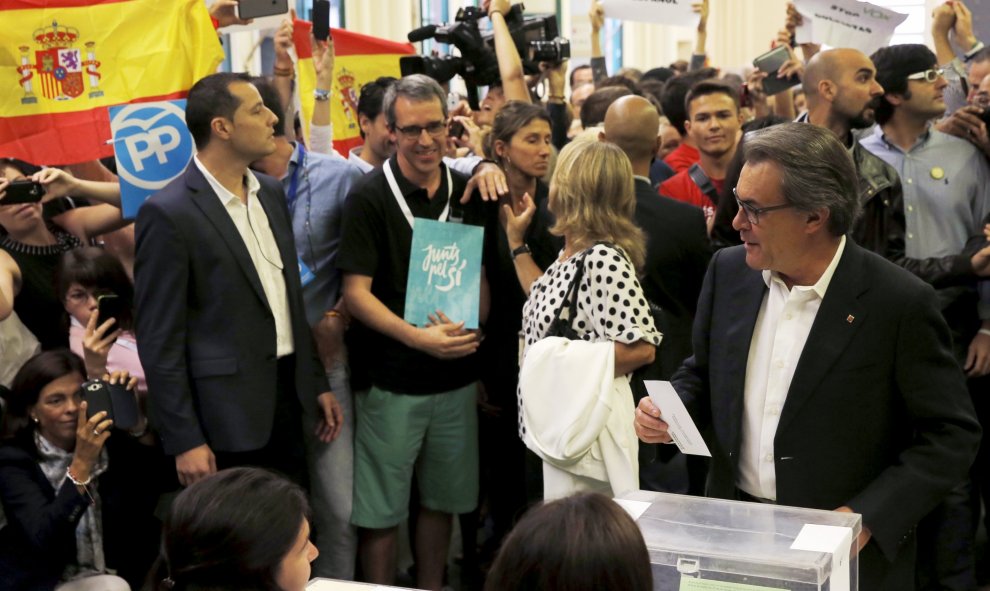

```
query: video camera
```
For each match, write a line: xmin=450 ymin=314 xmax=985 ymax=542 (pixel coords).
xmin=401 ymin=3 xmax=570 ymax=108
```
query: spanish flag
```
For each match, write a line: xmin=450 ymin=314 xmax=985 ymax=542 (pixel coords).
xmin=293 ymin=20 xmax=414 ymax=156
xmin=0 ymin=0 xmax=223 ymax=165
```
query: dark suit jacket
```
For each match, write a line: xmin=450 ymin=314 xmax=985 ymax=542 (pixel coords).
xmin=672 ymin=241 xmax=981 ymax=588
xmin=134 ymin=163 xmax=325 ymax=456
xmin=634 ymin=178 xmax=710 ymax=379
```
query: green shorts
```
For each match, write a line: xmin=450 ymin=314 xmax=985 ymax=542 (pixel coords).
xmin=351 ymin=383 xmax=479 ymax=529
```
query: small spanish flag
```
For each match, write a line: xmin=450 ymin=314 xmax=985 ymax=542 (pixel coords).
xmin=0 ymin=0 xmax=223 ymax=165
xmin=293 ymin=20 xmax=414 ymax=156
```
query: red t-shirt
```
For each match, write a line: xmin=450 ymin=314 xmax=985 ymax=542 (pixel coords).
xmin=658 ymin=169 xmax=723 ymax=219
xmin=663 ymin=142 xmax=700 ymax=173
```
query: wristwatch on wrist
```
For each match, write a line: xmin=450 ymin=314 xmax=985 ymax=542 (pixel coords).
xmin=314 ymin=88 xmax=331 ymax=101
xmin=511 ymin=244 xmax=531 ymax=260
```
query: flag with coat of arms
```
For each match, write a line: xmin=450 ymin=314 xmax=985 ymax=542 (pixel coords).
xmin=0 ymin=0 xmax=223 ymax=165
xmin=292 ymin=20 xmax=414 ymax=156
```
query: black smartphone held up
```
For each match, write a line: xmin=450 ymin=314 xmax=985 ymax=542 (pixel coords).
xmin=979 ymin=107 xmax=990 ymax=130
xmin=2 ymin=180 xmax=45 ymax=205
xmin=313 ymin=0 xmax=331 ymax=42
xmin=236 ymin=0 xmax=289 ymax=20
xmin=96 ymin=294 xmax=122 ymax=341
xmin=81 ymin=379 xmax=140 ymax=430
xmin=753 ymin=45 xmax=799 ymax=96
xmin=448 ymin=119 xmax=466 ymax=139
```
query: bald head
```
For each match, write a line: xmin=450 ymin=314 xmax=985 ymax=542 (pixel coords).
xmin=602 ymin=95 xmax=660 ymax=166
xmin=803 ymin=48 xmax=870 ymax=99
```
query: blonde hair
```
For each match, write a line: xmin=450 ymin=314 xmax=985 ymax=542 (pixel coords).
xmin=549 ymin=137 xmax=646 ymax=270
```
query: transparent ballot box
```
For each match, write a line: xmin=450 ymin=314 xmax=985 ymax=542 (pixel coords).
xmin=617 ymin=490 xmax=861 ymax=591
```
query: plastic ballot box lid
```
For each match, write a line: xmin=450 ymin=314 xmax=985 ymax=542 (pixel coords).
xmin=307 ymin=579 xmax=419 ymax=590
xmin=616 ymin=490 xmax=862 ymax=591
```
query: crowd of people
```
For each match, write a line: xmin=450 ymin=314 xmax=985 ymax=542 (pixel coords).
xmin=4 ymin=0 xmax=990 ymax=589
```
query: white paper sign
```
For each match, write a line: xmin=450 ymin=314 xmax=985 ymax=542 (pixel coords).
xmin=794 ymin=0 xmax=907 ymax=55
xmin=602 ymin=0 xmax=697 ymax=27
xmin=613 ymin=498 xmax=651 ymax=521
xmin=644 ymin=381 xmax=711 ymax=457
xmin=791 ymin=524 xmax=854 ymax=591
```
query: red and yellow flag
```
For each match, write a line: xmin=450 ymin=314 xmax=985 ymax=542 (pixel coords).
xmin=293 ymin=21 xmax=414 ymax=156
xmin=0 ymin=0 xmax=223 ymax=165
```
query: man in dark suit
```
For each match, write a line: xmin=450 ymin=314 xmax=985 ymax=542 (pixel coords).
xmin=134 ymin=73 xmax=342 ymax=487
xmin=634 ymin=123 xmax=980 ymax=589
xmin=601 ymin=95 xmax=711 ymax=379
xmin=602 ymin=95 xmax=712 ymax=495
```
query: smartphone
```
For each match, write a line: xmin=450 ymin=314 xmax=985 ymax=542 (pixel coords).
xmin=2 ymin=180 xmax=45 ymax=205
xmin=753 ymin=45 xmax=798 ymax=96
xmin=448 ymin=119 xmax=466 ymax=139
xmin=312 ymin=0 xmax=331 ymax=42
xmin=97 ymin=294 xmax=123 ymax=341
xmin=236 ymin=0 xmax=289 ymax=20
xmin=81 ymin=379 xmax=139 ymax=430
xmin=980 ymin=108 xmax=990 ymax=130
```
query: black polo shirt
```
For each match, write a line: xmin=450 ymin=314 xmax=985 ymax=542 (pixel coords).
xmin=338 ymin=157 xmax=494 ymax=394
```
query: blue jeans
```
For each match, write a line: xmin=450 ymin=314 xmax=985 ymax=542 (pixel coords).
xmin=304 ymin=359 xmax=357 ymax=580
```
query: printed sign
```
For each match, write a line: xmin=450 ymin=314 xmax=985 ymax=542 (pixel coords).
xmin=404 ymin=218 xmax=484 ymax=330
xmin=108 ymin=100 xmax=194 ymax=218
xmin=794 ymin=0 xmax=907 ymax=55
xmin=602 ymin=0 xmax=697 ymax=27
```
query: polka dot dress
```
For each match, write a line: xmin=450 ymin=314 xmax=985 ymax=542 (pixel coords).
xmin=518 ymin=243 xmax=663 ymax=437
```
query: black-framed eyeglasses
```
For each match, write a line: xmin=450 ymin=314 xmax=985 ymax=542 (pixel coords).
xmin=392 ymin=120 xmax=447 ymax=140
xmin=906 ymin=68 xmax=945 ymax=83
xmin=733 ymin=188 xmax=794 ymax=225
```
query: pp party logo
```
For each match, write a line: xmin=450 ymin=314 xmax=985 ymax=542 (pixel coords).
xmin=109 ymin=100 xmax=193 ymax=218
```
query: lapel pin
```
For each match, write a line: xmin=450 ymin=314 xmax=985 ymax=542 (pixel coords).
xmin=930 ymin=166 xmax=945 ymax=180
xmin=846 ymin=315 xmax=855 ymax=324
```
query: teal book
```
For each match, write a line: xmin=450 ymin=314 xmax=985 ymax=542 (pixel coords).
xmin=404 ymin=218 xmax=484 ymax=329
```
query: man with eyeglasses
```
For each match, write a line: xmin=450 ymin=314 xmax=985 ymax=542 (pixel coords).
xmin=801 ymin=47 xmax=990 ymax=292
xmin=337 ymin=74 xmax=492 ymax=590
xmin=635 ymin=123 xmax=980 ymax=591
xmin=862 ymin=43 xmax=990 ymax=591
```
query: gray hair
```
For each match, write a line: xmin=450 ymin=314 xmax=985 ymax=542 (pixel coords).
xmin=383 ymin=74 xmax=448 ymax=127
xmin=743 ymin=123 xmax=860 ymax=237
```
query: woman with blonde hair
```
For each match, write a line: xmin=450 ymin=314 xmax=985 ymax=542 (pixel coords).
xmin=508 ymin=137 xmax=661 ymax=498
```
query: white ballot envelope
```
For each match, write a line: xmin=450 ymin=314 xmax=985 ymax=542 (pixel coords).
xmin=644 ymin=380 xmax=711 ymax=457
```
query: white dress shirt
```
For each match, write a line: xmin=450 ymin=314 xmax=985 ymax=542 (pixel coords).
xmin=737 ymin=235 xmax=846 ymax=500
xmin=194 ymin=156 xmax=294 ymax=357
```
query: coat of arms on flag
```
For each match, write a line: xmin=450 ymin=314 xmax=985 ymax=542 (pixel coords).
xmin=17 ymin=20 xmax=104 ymax=105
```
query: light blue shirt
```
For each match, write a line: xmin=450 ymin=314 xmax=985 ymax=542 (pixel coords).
xmin=861 ymin=126 xmax=990 ymax=318
xmin=284 ymin=143 xmax=364 ymax=327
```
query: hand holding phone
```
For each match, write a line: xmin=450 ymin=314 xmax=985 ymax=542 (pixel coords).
xmin=97 ymin=294 xmax=122 ymax=339
xmin=1 ymin=180 xmax=45 ymax=205
xmin=753 ymin=45 xmax=799 ymax=96
xmin=81 ymin=379 xmax=140 ymax=430
xmin=236 ymin=0 xmax=289 ymax=20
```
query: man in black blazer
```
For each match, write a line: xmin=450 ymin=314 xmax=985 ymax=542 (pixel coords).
xmin=134 ymin=73 xmax=342 ymax=487
xmin=601 ymin=95 xmax=711 ymax=379
xmin=602 ymin=96 xmax=712 ymax=494
xmin=634 ymin=123 xmax=980 ymax=589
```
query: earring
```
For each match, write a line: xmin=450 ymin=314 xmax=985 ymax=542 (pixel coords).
xmin=31 ymin=416 xmax=39 ymax=424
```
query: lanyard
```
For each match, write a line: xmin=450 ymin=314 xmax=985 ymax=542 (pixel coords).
xmin=286 ymin=143 xmax=306 ymax=214
xmin=383 ymin=157 xmax=453 ymax=229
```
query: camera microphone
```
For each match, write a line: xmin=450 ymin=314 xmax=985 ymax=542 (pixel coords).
xmin=408 ymin=24 xmax=438 ymax=43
